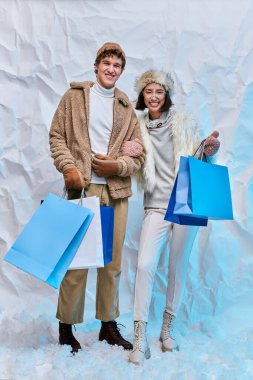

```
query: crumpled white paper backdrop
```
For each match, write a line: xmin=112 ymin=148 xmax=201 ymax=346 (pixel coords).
xmin=0 ymin=0 xmax=253 ymax=341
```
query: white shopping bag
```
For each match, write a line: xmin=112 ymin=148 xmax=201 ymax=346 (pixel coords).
xmin=69 ymin=196 xmax=104 ymax=269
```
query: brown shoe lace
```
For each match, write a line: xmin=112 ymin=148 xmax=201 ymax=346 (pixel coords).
xmin=100 ymin=321 xmax=133 ymax=349
xmin=105 ymin=321 xmax=125 ymax=338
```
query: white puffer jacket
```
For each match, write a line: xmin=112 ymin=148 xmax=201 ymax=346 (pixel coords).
xmin=136 ymin=109 xmax=202 ymax=193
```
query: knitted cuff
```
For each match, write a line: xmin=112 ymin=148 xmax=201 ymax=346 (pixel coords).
xmin=117 ymin=158 xmax=129 ymax=176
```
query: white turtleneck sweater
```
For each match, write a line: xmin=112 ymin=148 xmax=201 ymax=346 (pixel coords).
xmin=89 ymin=81 xmax=115 ymax=184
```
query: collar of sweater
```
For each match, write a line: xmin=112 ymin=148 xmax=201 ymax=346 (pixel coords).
xmin=69 ymin=81 xmax=129 ymax=106
xmin=91 ymin=81 xmax=115 ymax=98
xmin=145 ymin=106 xmax=176 ymax=129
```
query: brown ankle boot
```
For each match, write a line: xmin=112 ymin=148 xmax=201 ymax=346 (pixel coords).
xmin=99 ymin=321 xmax=133 ymax=350
xmin=59 ymin=322 xmax=81 ymax=353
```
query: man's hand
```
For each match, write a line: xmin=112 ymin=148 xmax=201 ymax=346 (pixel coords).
xmin=204 ymin=131 xmax=220 ymax=156
xmin=63 ymin=167 xmax=84 ymax=189
xmin=92 ymin=154 xmax=119 ymax=177
xmin=93 ymin=154 xmax=113 ymax=161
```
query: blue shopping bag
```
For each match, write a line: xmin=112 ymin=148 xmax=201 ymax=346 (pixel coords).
xmin=165 ymin=156 xmax=233 ymax=223
xmin=4 ymin=194 xmax=94 ymax=288
xmin=186 ymin=156 xmax=233 ymax=219
xmin=100 ymin=206 xmax=114 ymax=265
xmin=165 ymin=168 xmax=208 ymax=226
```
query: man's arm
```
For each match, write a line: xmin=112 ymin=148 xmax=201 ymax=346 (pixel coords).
xmin=115 ymin=111 xmax=146 ymax=177
xmin=49 ymin=94 xmax=84 ymax=189
xmin=92 ymin=112 xmax=145 ymax=178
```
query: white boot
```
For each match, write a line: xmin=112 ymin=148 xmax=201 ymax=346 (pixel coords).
xmin=160 ymin=311 xmax=179 ymax=352
xmin=129 ymin=321 xmax=151 ymax=365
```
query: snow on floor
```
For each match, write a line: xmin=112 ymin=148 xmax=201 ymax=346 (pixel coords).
xmin=1 ymin=307 xmax=253 ymax=380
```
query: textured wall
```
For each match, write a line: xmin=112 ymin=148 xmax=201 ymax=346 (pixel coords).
xmin=0 ymin=0 xmax=253 ymax=336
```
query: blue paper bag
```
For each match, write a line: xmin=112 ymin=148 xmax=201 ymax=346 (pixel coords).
xmin=100 ymin=206 xmax=114 ymax=265
xmin=165 ymin=169 xmax=208 ymax=226
xmin=4 ymin=194 xmax=94 ymax=288
xmin=186 ymin=156 xmax=233 ymax=219
xmin=166 ymin=156 xmax=233 ymax=223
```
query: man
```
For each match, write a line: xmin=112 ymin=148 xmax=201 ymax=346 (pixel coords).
xmin=49 ymin=42 xmax=145 ymax=353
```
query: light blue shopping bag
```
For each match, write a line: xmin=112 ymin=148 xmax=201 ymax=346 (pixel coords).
xmin=4 ymin=193 xmax=94 ymax=288
xmin=173 ymin=156 xmax=234 ymax=220
xmin=165 ymin=170 xmax=208 ymax=226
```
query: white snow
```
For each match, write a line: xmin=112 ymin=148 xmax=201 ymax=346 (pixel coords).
xmin=1 ymin=300 xmax=253 ymax=380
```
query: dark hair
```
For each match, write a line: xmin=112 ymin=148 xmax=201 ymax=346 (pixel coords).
xmin=135 ymin=90 xmax=173 ymax=112
xmin=94 ymin=49 xmax=126 ymax=73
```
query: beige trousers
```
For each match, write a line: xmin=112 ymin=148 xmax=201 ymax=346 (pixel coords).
xmin=56 ymin=184 xmax=128 ymax=324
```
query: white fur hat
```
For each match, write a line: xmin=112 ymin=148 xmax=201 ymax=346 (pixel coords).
xmin=135 ymin=70 xmax=174 ymax=96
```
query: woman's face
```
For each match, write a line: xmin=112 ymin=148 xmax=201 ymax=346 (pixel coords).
xmin=143 ymin=83 xmax=166 ymax=114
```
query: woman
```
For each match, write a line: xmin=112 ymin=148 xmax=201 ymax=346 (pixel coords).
xmin=124 ymin=70 xmax=220 ymax=365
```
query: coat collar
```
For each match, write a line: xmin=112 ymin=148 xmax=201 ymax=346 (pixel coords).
xmin=70 ymin=81 xmax=129 ymax=107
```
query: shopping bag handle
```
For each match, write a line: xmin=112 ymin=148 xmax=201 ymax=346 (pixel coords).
xmin=193 ymin=140 xmax=208 ymax=162
xmin=81 ymin=189 xmax=87 ymax=199
xmin=63 ymin=187 xmax=86 ymax=204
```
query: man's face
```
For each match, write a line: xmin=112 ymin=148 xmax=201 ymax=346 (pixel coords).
xmin=95 ymin=55 xmax=123 ymax=89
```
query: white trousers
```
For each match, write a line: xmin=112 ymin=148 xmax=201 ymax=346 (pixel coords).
xmin=133 ymin=209 xmax=198 ymax=322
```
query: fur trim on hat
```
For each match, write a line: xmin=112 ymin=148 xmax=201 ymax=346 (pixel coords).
xmin=135 ymin=70 xmax=174 ymax=96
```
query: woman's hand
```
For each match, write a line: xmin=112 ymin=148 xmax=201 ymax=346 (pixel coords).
xmin=121 ymin=139 xmax=143 ymax=157
xmin=204 ymin=131 xmax=220 ymax=156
